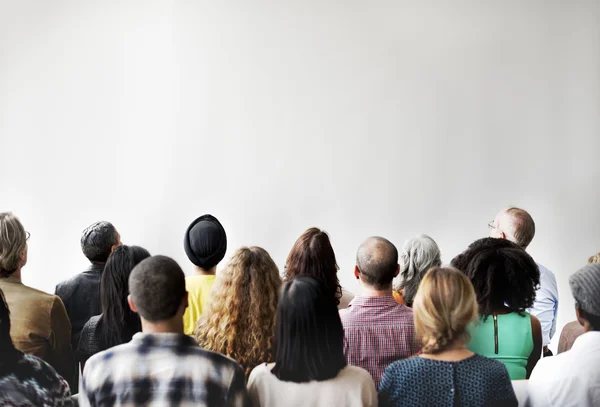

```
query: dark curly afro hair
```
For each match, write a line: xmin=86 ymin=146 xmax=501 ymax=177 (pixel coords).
xmin=451 ymin=237 xmax=540 ymax=317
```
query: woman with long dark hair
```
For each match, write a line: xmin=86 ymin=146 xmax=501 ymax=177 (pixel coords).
xmin=247 ymin=277 xmax=376 ymax=407
xmin=77 ymin=245 xmax=150 ymax=365
xmin=284 ymin=227 xmax=354 ymax=309
xmin=0 ymin=288 xmax=72 ymax=405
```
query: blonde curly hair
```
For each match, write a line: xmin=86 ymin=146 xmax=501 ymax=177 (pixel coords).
xmin=194 ymin=246 xmax=281 ymax=377
xmin=588 ymin=253 xmax=600 ymax=264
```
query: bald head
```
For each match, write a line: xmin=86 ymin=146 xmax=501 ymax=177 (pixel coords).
xmin=356 ymin=237 xmax=399 ymax=290
xmin=491 ymin=207 xmax=536 ymax=249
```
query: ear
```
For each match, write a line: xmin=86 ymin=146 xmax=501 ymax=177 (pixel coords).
xmin=500 ymin=231 xmax=506 ymax=240
xmin=394 ymin=264 xmax=400 ymax=277
xmin=183 ymin=291 xmax=189 ymax=310
xmin=128 ymin=295 xmax=138 ymax=313
xmin=354 ymin=265 xmax=360 ymax=280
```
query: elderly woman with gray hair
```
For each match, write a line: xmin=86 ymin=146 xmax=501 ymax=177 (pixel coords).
xmin=392 ymin=234 xmax=442 ymax=307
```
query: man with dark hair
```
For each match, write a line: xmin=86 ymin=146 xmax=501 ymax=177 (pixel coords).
xmin=80 ymin=255 xmax=250 ymax=407
xmin=339 ymin=236 xmax=419 ymax=387
xmin=525 ymin=263 xmax=600 ymax=406
xmin=489 ymin=207 xmax=559 ymax=356
xmin=56 ymin=221 xmax=121 ymax=350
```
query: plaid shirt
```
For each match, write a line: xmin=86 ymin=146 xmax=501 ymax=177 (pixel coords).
xmin=339 ymin=295 xmax=420 ymax=388
xmin=80 ymin=333 xmax=250 ymax=407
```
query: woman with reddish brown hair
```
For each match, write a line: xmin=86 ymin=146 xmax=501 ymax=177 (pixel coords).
xmin=284 ymin=227 xmax=353 ymax=309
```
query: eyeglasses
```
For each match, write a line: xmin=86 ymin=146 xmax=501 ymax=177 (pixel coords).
xmin=26 ymin=231 xmax=30 ymax=241
xmin=487 ymin=221 xmax=500 ymax=231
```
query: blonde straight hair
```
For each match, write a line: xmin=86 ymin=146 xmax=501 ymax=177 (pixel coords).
xmin=0 ymin=213 xmax=27 ymax=277
xmin=413 ymin=267 xmax=478 ymax=354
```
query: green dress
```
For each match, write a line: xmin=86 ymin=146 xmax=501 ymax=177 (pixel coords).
xmin=467 ymin=312 xmax=533 ymax=380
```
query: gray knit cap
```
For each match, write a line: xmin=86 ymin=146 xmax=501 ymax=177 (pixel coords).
xmin=569 ymin=263 xmax=600 ymax=316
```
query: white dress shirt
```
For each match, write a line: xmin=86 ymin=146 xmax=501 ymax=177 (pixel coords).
xmin=528 ymin=264 xmax=559 ymax=346
xmin=525 ymin=331 xmax=600 ymax=407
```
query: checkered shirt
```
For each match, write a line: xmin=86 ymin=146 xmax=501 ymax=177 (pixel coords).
xmin=80 ymin=333 xmax=250 ymax=407
xmin=339 ymin=295 xmax=420 ymax=388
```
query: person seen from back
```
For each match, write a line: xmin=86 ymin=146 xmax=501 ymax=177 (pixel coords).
xmin=379 ymin=267 xmax=517 ymax=407
xmin=451 ymin=237 xmax=542 ymax=379
xmin=0 ymin=287 xmax=72 ymax=406
xmin=248 ymin=277 xmax=377 ymax=407
xmin=489 ymin=207 xmax=558 ymax=356
xmin=525 ymin=263 xmax=600 ymax=406
xmin=80 ymin=255 xmax=250 ymax=407
xmin=182 ymin=214 xmax=227 ymax=335
xmin=285 ymin=227 xmax=354 ymax=309
xmin=557 ymin=252 xmax=599 ymax=354
xmin=77 ymin=245 xmax=150 ymax=366
xmin=391 ymin=234 xmax=441 ymax=306
xmin=340 ymin=236 xmax=420 ymax=388
xmin=195 ymin=246 xmax=281 ymax=377
xmin=56 ymin=221 xmax=122 ymax=351
xmin=0 ymin=212 xmax=75 ymax=389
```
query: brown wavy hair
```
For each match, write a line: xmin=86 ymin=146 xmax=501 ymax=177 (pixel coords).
xmin=194 ymin=246 xmax=281 ymax=377
xmin=284 ymin=228 xmax=342 ymax=305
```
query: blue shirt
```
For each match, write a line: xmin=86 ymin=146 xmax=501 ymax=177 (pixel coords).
xmin=529 ymin=264 xmax=559 ymax=346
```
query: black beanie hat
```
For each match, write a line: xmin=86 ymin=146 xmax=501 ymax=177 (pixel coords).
xmin=183 ymin=214 xmax=227 ymax=269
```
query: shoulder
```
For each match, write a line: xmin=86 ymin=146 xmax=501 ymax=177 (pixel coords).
xmin=384 ymin=356 xmax=426 ymax=376
xmin=56 ymin=272 xmax=87 ymax=296
xmin=338 ymin=365 xmax=376 ymax=384
xmin=248 ymin=363 xmax=273 ymax=386
xmin=466 ymin=354 xmax=512 ymax=378
xmin=20 ymin=354 xmax=70 ymax=387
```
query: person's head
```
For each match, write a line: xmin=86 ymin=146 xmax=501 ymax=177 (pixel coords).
xmin=0 ymin=288 xmax=21 ymax=365
xmin=588 ymin=253 xmax=600 ymax=264
xmin=195 ymin=246 xmax=281 ymax=376
xmin=272 ymin=276 xmax=346 ymax=382
xmin=569 ymin=263 xmax=600 ymax=332
xmin=413 ymin=267 xmax=478 ymax=354
xmin=284 ymin=227 xmax=342 ymax=305
xmin=355 ymin=236 xmax=399 ymax=290
xmin=98 ymin=245 xmax=151 ymax=348
xmin=81 ymin=221 xmax=121 ymax=264
xmin=183 ymin=214 xmax=227 ymax=271
xmin=489 ymin=207 xmax=536 ymax=249
xmin=451 ymin=237 xmax=539 ymax=316
xmin=128 ymin=255 xmax=188 ymax=327
xmin=393 ymin=234 xmax=442 ymax=307
xmin=0 ymin=212 xmax=28 ymax=277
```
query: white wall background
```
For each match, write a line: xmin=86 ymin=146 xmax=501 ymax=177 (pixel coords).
xmin=1 ymin=0 xmax=599 ymax=350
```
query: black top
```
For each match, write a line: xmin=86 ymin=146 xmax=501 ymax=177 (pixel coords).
xmin=378 ymin=354 xmax=518 ymax=407
xmin=55 ymin=263 xmax=103 ymax=351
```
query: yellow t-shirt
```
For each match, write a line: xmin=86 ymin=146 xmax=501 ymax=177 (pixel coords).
xmin=183 ymin=274 xmax=217 ymax=335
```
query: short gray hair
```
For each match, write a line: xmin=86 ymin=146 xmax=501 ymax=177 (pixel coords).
xmin=393 ymin=234 xmax=442 ymax=306
xmin=0 ymin=213 xmax=27 ymax=277
xmin=503 ymin=207 xmax=536 ymax=249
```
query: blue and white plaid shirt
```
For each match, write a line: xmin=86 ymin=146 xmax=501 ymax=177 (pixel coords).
xmin=80 ymin=333 xmax=250 ymax=407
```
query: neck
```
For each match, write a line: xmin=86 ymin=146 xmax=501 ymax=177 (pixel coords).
xmin=359 ymin=282 xmax=393 ymax=297
xmin=9 ymin=269 xmax=22 ymax=281
xmin=195 ymin=266 xmax=216 ymax=276
xmin=140 ymin=317 xmax=184 ymax=334
xmin=420 ymin=340 xmax=473 ymax=362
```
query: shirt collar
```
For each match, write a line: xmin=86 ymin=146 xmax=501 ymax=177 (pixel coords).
xmin=0 ymin=274 xmax=23 ymax=285
xmin=131 ymin=332 xmax=198 ymax=349
xmin=85 ymin=263 xmax=105 ymax=274
xmin=571 ymin=331 xmax=600 ymax=351
xmin=348 ymin=295 xmax=398 ymax=308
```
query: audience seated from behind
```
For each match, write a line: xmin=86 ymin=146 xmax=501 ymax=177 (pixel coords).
xmin=525 ymin=263 xmax=600 ymax=406
xmin=80 ymin=255 xmax=250 ymax=407
xmin=55 ymin=221 xmax=122 ymax=351
xmin=392 ymin=234 xmax=441 ymax=306
xmin=77 ymin=245 xmax=150 ymax=366
xmin=0 ymin=288 xmax=72 ymax=406
xmin=340 ymin=236 xmax=420 ymax=388
xmin=284 ymin=227 xmax=354 ymax=309
xmin=195 ymin=246 xmax=281 ymax=377
xmin=248 ymin=277 xmax=377 ymax=407
xmin=182 ymin=214 xmax=227 ymax=335
xmin=489 ymin=207 xmax=559 ymax=356
xmin=557 ymin=252 xmax=599 ymax=354
xmin=379 ymin=267 xmax=517 ymax=407
xmin=451 ymin=237 xmax=542 ymax=380
xmin=0 ymin=212 xmax=75 ymax=389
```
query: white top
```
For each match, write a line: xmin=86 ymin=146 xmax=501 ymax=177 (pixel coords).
xmin=525 ymin=331 xmax=600 ymax=407
xmin=528 ymin=264 xmax=559 ymax=346
xmin=247 ymin=363 xmax=377 ymax=407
